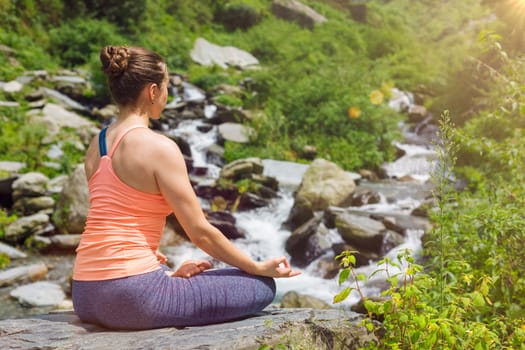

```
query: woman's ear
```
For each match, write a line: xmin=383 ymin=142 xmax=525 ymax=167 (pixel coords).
xmin=148 ymin=83 xmax=158 ymax=103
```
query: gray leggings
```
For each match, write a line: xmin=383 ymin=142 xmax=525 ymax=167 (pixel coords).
xmin=72 ymin=266 xmax=276 ymax=330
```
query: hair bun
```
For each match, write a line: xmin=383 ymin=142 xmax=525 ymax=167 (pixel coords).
xmin=100 ymin=46 xmax=130 ymax=79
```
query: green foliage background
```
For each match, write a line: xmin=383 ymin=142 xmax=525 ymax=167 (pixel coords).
xmin=2 ymin=0 xmax=525 ymax=348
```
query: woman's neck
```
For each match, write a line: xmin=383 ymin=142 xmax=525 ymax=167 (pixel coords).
xmin=114 ymin=106 xmax=149 ymax=127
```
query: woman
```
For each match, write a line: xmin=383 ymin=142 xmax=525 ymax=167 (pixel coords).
xmin=72 ymin=45 xmax=300 ymax=330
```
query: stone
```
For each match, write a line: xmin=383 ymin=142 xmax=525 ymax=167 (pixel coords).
xmin=190 ymin=38 xmax=259 ymax=70
xmin=220 ymin=157 xmax=264 ymax=181
xmin=27 ymin=102 xmax=94 ymax=142
xmin=4 ymin=213 xmax=50 ymax=243
xmin=53 ymin=164 xmax=89 ymax=234
xmin=10 ymin=281 xmax=66 ymax=307
xmin=335 ymin=213 xmax=386 ymax=254
xmin=271 ymin=0 xmax=327 ymax=30
xmin=217 ymin=122 xmax=255 ymax=144
xmin=0 ymin=308 xmax=376 ymax=349
xmin=2 ymin=80 xmax=23 ymax=93
xmin=281 ymin=291 xmax=332 ymax=309
xmin=12 ymin=172 xmax=49 ymax=199
xmin=0 ymin=262 xmax=48 ymax=287
xmin=0 ymin=242 xmax=27 ymax=259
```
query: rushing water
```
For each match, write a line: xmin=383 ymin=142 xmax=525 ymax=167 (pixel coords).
xmin=164 ymin=115 xmax=435 ymax=308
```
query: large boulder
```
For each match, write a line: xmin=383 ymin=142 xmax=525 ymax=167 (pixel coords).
xmin=0 ymin=308 xmax=377 ymax=349
xmin=53 ymin=164 xmax=89 ymax=234
xmin=287 ymin=159 xmax=356 ymax=230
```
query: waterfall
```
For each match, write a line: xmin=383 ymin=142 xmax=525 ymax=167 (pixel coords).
xmin=163 ymin=117 xmax=434 ymax=308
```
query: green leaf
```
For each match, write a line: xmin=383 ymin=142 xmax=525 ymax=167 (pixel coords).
xmin=338 ymin=268 xmax=350 ymax=285
xmin=333 ymin=287 xmax=352 ymax=304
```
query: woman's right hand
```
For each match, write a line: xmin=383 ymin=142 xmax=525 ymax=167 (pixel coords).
xmin=254 ymin=256 xmax=301 ymax=278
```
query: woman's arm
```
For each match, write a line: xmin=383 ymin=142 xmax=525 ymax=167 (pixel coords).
xmin=153 ymin=136 xmax=300 ymax=278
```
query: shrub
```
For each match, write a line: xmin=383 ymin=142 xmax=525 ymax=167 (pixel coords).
xmin=49 ymin=18 xmax=127 ymax=67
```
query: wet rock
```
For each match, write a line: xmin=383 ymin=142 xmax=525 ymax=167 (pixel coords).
xmin=332 ymin=243 xmax=380 ymax=267
xmin=206 ymin=144 xmax=225 ymax=167
xmin=335 ymin=213 xmax=385 ymax=254
xmin=206 ymin=210 xmax=246 ymax=240
xmin=220 ymin=157 xmax=263 ymax=181
xmin=280 ymin=291 xmax=332 ymax=309
xmin=350 ymin=188 xmax=381 ymax=207
xmin=10 ymin=281 xmax=66 ymax=307
xmin=407 ymin=105 xmax=428 ymax=124
xmin=0 ymin=262 xmax=48 ymax=287
xmin=314 ymin=256 xmax=341 ymax=279
xmin=285 ymin=213 xmax=331 ymax=267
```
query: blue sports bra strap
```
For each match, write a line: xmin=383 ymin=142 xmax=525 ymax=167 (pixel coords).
xmin=98 ymin=127 xmax=108 ymax=156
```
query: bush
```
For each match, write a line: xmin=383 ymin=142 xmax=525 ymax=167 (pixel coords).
xmin=49 ymin=18 xmax=127 ymax=67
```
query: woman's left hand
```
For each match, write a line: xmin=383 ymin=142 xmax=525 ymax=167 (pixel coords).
xmin=168 ymin=259 xmax=213 ymax=278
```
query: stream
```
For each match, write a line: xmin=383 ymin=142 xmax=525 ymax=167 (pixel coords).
xmin=0 ymin=91 xmax=436 ymax=318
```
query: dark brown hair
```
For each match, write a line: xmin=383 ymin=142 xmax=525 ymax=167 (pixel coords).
xmin=100 ymin=45 xmax=166 ymax=106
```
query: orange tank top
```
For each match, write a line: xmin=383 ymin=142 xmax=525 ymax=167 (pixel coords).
xmin=73 ymin=125 xmax=172 ymax=281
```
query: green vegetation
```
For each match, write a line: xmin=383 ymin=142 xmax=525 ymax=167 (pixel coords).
xmin=1 ymin=0 xmax=525 ymax=347
xmin=0 ymin=0 xmax=491 ymax=172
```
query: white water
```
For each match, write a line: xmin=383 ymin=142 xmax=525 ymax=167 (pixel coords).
xmin=163 ymin=116 xmax=433 ymax=308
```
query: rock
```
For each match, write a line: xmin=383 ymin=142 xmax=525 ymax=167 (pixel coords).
xmin=27 ymin=102 xmax=95 ymax=142
xmin=280 ymin=291 xmax=332 ymax=309
xmin=287 ymin=159 xmax=356 ymax=230
xmin=0 ymin=161 xmax=25 ymax=175
xmin=217 ymin=122 xmax=255 ymax=144
xmin=53 ymin=164 xmax=89 ymax=234
xmin=220 ymin=157 xmax=264 ymax=181
xmin=10 ymin=281 xmax=66 ymax=307
xmin=13 ymin=196 xmax=55 ymax=216
xmin=0 ymin=242 xmax=27 ymax=259
xmin=332 ymin=242 xmax=380 ymax=267
xmin=407 ymin=105 xmax=428 ymax=124
xmin=350 ymin=188 xmax=381 ymax=207
xmin=298 ymin=159 xmax=356 ymax=210
xmin=49 ymin=234 xmax=82 ymax=252
xmin=0 ymin=308 xmax=376 ymax=349
xmin=4 ymin=213 xmax=50 ymax=243
xmin=2 ymin=80 xmax=23 ymax=93
xmin=12 ymin=172 xmax=49 ymax=199
xmin=92 ymin=104 xmax=118 ymax=121
xmin=47 ymin=174 xmax=69 ymax=195
xmin=0 ymin=262 xmax=48 ymax=287
xmin=0 ymin=100 xmax=19 ymax=107
xmin=190 ymin=38 xmax=259 ymax=70
xmin=335 ymin=213 xmax=385 ymax=254
xmin=388 ymin=88 xmax=414 ymax=113
xmin=40 ymin=87 xmax=89 ymax=112
xmin=206 ymin=144 xmax=225 ymax=167
xmin=271 ymin=0 xmax=327 ymax=30
xmin=285 ymin=213 xmax=328 ymax=267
